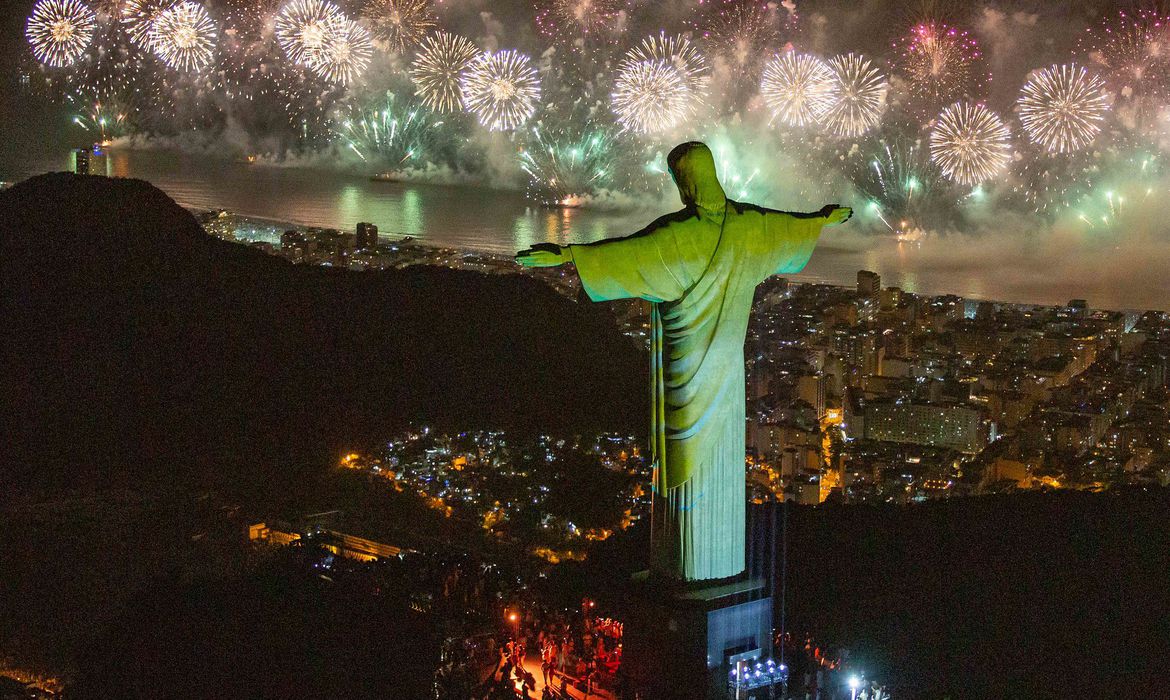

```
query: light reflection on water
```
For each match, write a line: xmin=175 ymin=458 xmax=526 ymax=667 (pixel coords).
xmin=3 ymin=147 xmax=1168 ymax=310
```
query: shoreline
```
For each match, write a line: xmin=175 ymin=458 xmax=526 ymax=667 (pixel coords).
xmin=5 ymin=155 xmax=1163 ymax=311
xmin=190 ymin=207 xmax=515 ymax=261
xmin=191 ymin=206 xmax=1150 ymax=317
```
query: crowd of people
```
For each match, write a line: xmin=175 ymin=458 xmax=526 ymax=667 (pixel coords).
xmin=435 ymin=601 xmax=892 ymax=699
xmin=535 ymin=614 xmax=623 ymax=695
xmin=776 ymin=632 xmax=889 ymax=700
xmin=437 ymin=602 xmax=625 ymax=699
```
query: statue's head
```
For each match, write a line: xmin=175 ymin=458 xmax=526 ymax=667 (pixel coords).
xmin=667 ymin=141 xmax=727 ymax=212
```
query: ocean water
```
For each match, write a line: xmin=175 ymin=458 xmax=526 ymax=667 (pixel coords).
xmin=4 ymin=146 xmax=1169 ymax=311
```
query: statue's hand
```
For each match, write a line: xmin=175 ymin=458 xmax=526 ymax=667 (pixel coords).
xmin=515 ymin=242 xmax=571 ymax=267
xmin=821 ymin=204 xmax=853 ymax=225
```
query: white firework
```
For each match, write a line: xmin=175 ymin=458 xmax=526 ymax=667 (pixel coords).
xmin=149 ymin=1 xmax=217 ymax=71
xmin=929 ymin=102 xmax=1012 ymax=185
xmin=460 ymin=50 xmax=541 ymax=132
xmin=122 ymin=0 xmax=177 ymax=48
xmin=308 ymin=17 xmax=372 ymax=85
xmin=1018 ymin=63 xmax=1111 ymax=154
xmin=625 ymin=32 xmax=710 ymax=104
xmin=362 ymin=0 xmax=436 ymax=54
xmin=410 ymin=31 xmax=480 ymax=113
xmin=26 ymin=0 xmax=96 ymax=68
xmin=820 ymin=53 xmax=888 ymax=137
xmin=760 ymin=52 xmax=834 ymax=127
xmin=275 ymin=0 xmax=346 ymax=67
xmin=611 ymin=59 xmax=690 ymax=134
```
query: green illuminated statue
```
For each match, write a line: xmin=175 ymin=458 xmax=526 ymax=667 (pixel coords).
xmin=517 ymin=142 xmax=851 ymax=581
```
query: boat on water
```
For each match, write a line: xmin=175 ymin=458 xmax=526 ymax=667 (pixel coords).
xmin=533 ymin=194 xmax=584 ymax=210
xmin=370 ymin=172 xmax=402 ymax=183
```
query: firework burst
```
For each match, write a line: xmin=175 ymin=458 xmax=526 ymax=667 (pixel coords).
xmin=760 ymin=51 xmax=833 ymax=127
xmin=535 ymin=0 xmax=620 ymax=39
xmin=929 ymin=102 xmax=1011 ymax=186
xmin=410 ymin=31 xmax=479 ymax=113
xmin=149 ymin=1 xmax=217 ymax=71
xmin=336 ymin=92 xmax=444 ymax=166
xmin=122 ymin=0 xmax=178 ymax=48
xmin=1078 ymin=9 xmax=1170 ymax=133
xmin=215 ymin=0 xmax=340 ymax=143
xmin=821 ymin=53 xmax=888 ymax=137
xmin=26 ymin=0 xmax=96 ymax=68
xmin=1066 ymin=151 xmax=1165 ymax=228
xmin=893 ymin=22 xmax=987 ymax=117
xmin=611 ymin=31 xmax=710 ymax=132
xmin=460 ymin=50 xmax=541 ymax=132
xmin=691 ymin=0 xmax=791 ymax=90
xmin=59 ymin=17 xmax=169 ymax=132
xmin=627 ymin=33 xmax=710 ymax=96
xmin=842 ymin=137 xmax=947 ymax=234
xmin=612 ymin=59 xmax=690 ymax=134
xmin=69 ymin=96 xmax=132 ymax=141
xmin=308 ymin=18 xmax=371 ymax=84
xmin=361 ymin=0 xmax=435 ymax=54
xmin=1018 ymin=63 xmax=1110 ymax=154
xmin=275 ymin=0 xmax=346 ymax=67
xmin=520 ymin=123 xmax=618 ymax=206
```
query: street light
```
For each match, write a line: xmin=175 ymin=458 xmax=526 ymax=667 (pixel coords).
xmin=506 ymin=609 xmax=521 ymax=643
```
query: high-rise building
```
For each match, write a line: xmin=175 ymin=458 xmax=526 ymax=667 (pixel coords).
xmin=796 ymin=374 xmax=827 ymax=418
xmin=863 ymin=400 xmax=986 ymax=453
xmin=89 ymin=143 xmax=108 ymax=175
xmin=72 ymin=148 xmax=90 ymax=175
xmin=71 ymin=146 xmax=108 ymax=176
xmin=878 ymin=286 xmax=903 ymax=313
xmin=839 ymin=332 xmax=883 ymax=384
xmin=857 ymin=269 xmax=881 ymax=297
xmin=923 ymin=295 xmax=964 ymax=330
xmin=355 ymin=222 xmax=379 ymax=250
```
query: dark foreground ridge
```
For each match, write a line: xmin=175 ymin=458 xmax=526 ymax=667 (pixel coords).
xmin=575 ymin=489 xmax=1170 ymax=698
xmin=0 ymin=173 xmax=644 ymax=500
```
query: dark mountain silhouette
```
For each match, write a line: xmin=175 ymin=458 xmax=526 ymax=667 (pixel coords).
xmin=0 ymin=173 xmax=644 ymax=501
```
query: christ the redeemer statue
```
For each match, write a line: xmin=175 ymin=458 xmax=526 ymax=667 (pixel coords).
xmin=517 ymin=141 xmax=851 ymax=582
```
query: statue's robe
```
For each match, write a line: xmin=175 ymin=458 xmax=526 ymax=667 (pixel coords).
xmin=569 ymin=143 xmax=828 ymax=581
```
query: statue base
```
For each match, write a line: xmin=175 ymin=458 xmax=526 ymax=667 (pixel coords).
xmin=620 ymin=573 xmax=773 ymax=699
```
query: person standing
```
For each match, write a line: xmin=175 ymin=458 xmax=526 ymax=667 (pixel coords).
xmin=541 ymin=640 xmax=554 ymax=687
xmin=557 ymin=638 xmax=568 ymax=674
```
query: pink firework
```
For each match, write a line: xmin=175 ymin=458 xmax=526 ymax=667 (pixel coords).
xmin=1078 ymin=9 xmax=1170 ymax=132
xmin=892 ymin=21 xmax=988 ymax=117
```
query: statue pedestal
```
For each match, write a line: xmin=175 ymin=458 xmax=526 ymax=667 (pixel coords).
xmin=621 ymin=574 xmax=773 ymax=699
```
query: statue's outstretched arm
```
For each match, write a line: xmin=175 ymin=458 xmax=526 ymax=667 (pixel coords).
xmin=514 ymin=208 xmax=694 ymax=268
xmin=763 ymin=204 xmax=851 ymax=277
xmin=777 ymin=204 xmax=853 ymax=224
xmin=515 ymin=211 xmax=692 ymax=303
xmin=515 ymin=242 xmax=573 ymax=268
